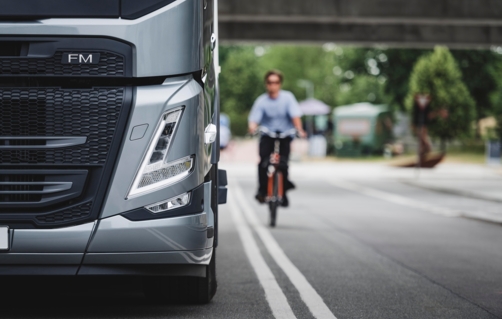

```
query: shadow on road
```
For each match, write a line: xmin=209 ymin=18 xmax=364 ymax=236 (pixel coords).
xmin=0 ymin=277 xmax=211 ymax=318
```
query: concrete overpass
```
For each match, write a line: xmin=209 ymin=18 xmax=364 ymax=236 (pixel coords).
xmin=219 ymin=0 xmax=502 ymax=47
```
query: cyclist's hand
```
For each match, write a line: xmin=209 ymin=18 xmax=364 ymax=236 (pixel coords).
xmin=297 ymin=129 xmax=307 ymax=139
xmin=248 ymin=123 xmax=259 ymax=135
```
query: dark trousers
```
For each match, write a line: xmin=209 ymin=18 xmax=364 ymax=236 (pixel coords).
xmin=258 ymin=136 xmax=293 ymax=195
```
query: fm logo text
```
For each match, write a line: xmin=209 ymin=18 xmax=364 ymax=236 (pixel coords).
xmin=62 ymin=53 xmax=101 ymax=64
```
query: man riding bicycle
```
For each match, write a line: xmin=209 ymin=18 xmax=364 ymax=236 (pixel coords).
xmin=248 ymin=70 xmax=307 ymax=207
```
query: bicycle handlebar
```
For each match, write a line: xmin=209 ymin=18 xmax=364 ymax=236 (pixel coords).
xmin=258 ymin=127 xmax=298 ymax=139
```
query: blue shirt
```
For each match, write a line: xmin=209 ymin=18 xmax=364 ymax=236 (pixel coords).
xmin=248 ymin=90 xmax=302 ymax=134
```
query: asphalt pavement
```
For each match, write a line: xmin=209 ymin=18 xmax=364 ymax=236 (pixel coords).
xmin=3 ymin=144 xmax=502 ymax=319
xmin=221 ymin=161 xmax=502 ymax=319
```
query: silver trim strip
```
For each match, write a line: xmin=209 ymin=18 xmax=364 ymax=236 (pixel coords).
xmin=0 ymin=182 xmax=72 ymax=194
xmin=0 ymin=137 xmax=87 ymax=149
xmin=0 ymin=227 xmax=9 ymax=251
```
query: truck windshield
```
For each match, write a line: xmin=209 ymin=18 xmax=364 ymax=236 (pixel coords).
xmin=0 ymin=0 xmax=177 ymax=20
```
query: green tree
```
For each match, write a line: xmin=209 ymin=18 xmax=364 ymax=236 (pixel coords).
xmin=258 ymin=45 xmax=390 ymax=107
xmin=258 ymin=45 xmax=340 ymax=106
xmin=450 ymin=50 xmax=500 ymax=122
xmin=379 ymin=49 xmax=429 ymax=111
xmin=336 ymin=47 xmax=502 ymax=119
xmin=406 ymin=47 xmax=476 ymax=145
xmin=337 ymin=75 xmax=388 ymax=106
xmin=493 ymin=103 xmax=502 ymax=141
xmin=332 ymin=47 xmax=428 ymax=110
xmin=219 ymin=44 xmax=501 ymax=137
xmin=219 ymin=46 xmax=262 ymax=136
xmin=489 ymin=61 xmax=502 ymax=141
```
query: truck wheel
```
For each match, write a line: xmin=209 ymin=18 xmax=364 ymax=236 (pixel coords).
xmin=143 ymin=249 xmax=217 ymax=304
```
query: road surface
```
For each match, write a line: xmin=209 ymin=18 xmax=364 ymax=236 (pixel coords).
xmin=2 ymin=159 xmax=502 ymax=319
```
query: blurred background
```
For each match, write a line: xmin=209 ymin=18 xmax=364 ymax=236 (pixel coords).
xmin=219 ymin=44 xmax=502 ymax=165
xmin=217 ymin=0 xmax=502 ymax=165
xmin=214 ymin=3 xmax=502 ymax=317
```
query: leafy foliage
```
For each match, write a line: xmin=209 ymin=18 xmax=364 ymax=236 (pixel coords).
xmin=337 ymin=75 xmax=389 ymax=106
xmin=219 ymin=44 xmax=502 ymax=138
xmin=258 ymin=45 xmax=341 ymax=105
xmin=495 ymin=110 xmax=502 ymax=141
xmin=331 ymin=48 xmax=428 ymax=110
xmin=219 ymin=44 xmax=392 ymax=136
xmin=450 ymin=50 xmax=500 ymax=121
xmin=378 ymin=49 xmax=429 ymax=110
xmin=219 ymin=46 xmax=263 ymax=136
xmin=406 ymin=47 xmax=476 ymax=141
xmin=490 ymin=80 xmax=502 ymax=141
xmin=488 ymin=55 xmax=502 ymax=141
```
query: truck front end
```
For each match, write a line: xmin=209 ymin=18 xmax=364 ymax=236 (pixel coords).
xmin=0 ymin=0 xmax=223 ymax=303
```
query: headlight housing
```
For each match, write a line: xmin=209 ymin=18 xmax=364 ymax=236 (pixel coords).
xmin=128 ymin=107 xmax=193 ymax=198
xmin=145 ymin=192 xmax=191 ymax=213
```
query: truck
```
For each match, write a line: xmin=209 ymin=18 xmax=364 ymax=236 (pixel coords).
xmin=0 ymin=0 xmax=226 ymax=303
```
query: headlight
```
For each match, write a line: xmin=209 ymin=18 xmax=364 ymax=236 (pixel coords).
xmin=128 ymin=107 xmax=193 ymax=198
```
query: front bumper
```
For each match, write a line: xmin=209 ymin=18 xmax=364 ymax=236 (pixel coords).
xmin=0 ymin=193 xmax=213 ymax=276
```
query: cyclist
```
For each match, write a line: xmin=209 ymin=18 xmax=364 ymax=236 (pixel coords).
xmin=248 ymin=70 xmax=306 ymax=207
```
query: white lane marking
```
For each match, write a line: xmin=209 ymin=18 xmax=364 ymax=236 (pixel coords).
xmin=328 ymin=179 xmax=461 ymax=218
xmin=233 ymin=181 xmax=338 ymax=319
xmin=228 ymin=190 xmax=297 ymax=319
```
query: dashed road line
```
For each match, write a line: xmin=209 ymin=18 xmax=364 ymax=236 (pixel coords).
xmin=233 ymin=180 xmax=338 ymax=319
xmin=228 ymin=189 xmax=297 ymax=319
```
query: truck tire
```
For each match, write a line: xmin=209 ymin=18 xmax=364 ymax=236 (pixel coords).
xmin=143 ymin=249 xmax=217 ymax=304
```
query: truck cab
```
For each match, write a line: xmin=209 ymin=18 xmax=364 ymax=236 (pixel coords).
xmin=0 ymin=0 xmax=225 ymax=303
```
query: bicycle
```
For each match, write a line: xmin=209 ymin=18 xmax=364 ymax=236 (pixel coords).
xmin=259 ymin=127 xmax=297 ymax=227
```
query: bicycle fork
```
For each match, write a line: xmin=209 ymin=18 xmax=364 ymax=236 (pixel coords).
xmin=267 ymin=140 xmax=284 ymax=202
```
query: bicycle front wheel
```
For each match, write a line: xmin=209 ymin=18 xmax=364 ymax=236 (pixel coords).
xmin=268 ymin=172 xmax=280 ymax=227
xmin=269 ymin=201 xmax=278 ymax=227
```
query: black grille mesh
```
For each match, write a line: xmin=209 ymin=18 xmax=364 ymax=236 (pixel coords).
xmin=36 ymin=202 xmax=92 ymax=223
xmin=0 ymin=51 xmax=125 ymax=77
xmin=0 ymin=87 xmax=124 ymax=164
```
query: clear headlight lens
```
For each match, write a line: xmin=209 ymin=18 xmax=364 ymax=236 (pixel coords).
xmin=129 ymin=107 xmax=193 ymax=198
xmin=145 ymin=192 xmax=191 ymax=213
xmin=138 ymin=156 xmax=193 ymax=189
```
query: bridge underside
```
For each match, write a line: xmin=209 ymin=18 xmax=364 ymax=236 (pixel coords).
xmin=219 ymin=0 xmax=502 ymax=48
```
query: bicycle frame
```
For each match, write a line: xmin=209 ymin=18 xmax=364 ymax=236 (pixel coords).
xmin=266 ymin=140 xmax=284 ymax=204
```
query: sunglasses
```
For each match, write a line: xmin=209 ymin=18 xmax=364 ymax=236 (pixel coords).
xmin=266 ymin=81 xmax=281 ymax=85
